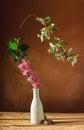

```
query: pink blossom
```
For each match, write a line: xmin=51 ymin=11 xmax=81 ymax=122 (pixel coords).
xmin=37 ymin=34 xmax=41 ymax=38
xmin=18 ymin=59 xmax=31 ymax=71
xmin=56 ymin=47 xmax=61 ymax=53
xmin=47 ymin=48 xmax=51 ymax=53
xmin=18 ymin=59 xmax=41 ymax=89
xmin=21 ymin=59 xmax=30 ymax=65
xmin=47 ymin=30 xmax=53 ymax=35
xmin=27 ymin=74 xmax=38 ymax=83
xmin=18 ymin=64 xmax=27 ymax=70
xmin=32 ymin=82 xmax=41 ymax=89
xmin=43 ymin=119 xmax=53 ymax=125
xmin=22 ymin=69 xmax=32 ymax=76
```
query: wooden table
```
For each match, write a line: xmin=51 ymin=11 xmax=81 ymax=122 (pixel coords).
xmin=0 ymin=112 xmax=84 ymax=130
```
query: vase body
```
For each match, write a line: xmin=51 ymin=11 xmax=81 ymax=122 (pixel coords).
xmin=30 ymin=88 xmax=44 ymax=125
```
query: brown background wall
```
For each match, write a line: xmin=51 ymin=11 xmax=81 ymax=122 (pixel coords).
xmin=0 ymin=0 xmax=84 ymax=112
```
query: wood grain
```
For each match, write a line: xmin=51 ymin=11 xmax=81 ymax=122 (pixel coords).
xmin=0 ymin=112 xmax=84 ymax=130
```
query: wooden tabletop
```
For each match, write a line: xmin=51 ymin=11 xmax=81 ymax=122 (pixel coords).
xmin=0 ymin=112 xmax=84 ymax=130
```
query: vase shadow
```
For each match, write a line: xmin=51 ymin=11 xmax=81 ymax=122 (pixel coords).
xmin=50 ymin=117 xmax=84 ymax=125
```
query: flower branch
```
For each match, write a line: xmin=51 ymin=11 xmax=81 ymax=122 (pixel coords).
xmin=18 ymin=59 xmax=41 ymax=89
xmin=36 ymin=16 xmax=78 ymax=66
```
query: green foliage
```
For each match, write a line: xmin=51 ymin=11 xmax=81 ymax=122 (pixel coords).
xmin=18 ymin=43 xmax=29 ymax=51
xmin=49 ymin=23 xmax=58 ymax=31
xmin=40 ymin=28 xmax=50 ymax=42
xmin=8 ymin=38 xmax=29 ymax=62
xmin=43 ymin=17 xmax=51 ymax=24
xmin=37 ymin=16 xmax=78 ymax=66
xmin=40 ymin=114 xmax=47 ymax=124
xmin=56 ymin=40 xmax=67 ymax=47
xmin=8 ymin=41 xmax=17 ymax=50
xmin=7 ymin=16 xmax=78 ymax=66
xmin=8 ymin=49 xmax=16 ymax=56
xmin=36 ymin=16 xmax=51 ymax=25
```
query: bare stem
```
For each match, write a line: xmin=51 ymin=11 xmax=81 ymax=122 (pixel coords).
xmin=19 ymin=14 xmax=39 ymax=29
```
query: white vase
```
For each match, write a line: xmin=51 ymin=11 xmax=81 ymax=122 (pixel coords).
xmin=30 ymin=88 xmax=44 ymax=125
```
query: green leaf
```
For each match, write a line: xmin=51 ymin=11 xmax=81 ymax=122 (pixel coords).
xmin=49 ymin=42 xmax=55 ymax=48
xmin=49 ymin=42 xmax=56 ymax=53
xmin=40 ymin=28 xmax=50 ymax=41
xmin=43 ymin=17 xmax=51 ymax=24
xmin=40 ymin=34 xmax=45 ymax=42
xmin=8 ymin=49 xmax=16 ymax=56
xmin=36 ymin=17 xmax=44 ymax=22
xmin=49 ymin=23 xmax=58 ymax=31
xmin=18 ymin=43 xmax=29 ymax=51
xmin=54 ymin=54 xmax=62 ymax=60
xmin=50 ymin=47 xmax=55 ymax=53
xmin=40 ymin=119 xmax=45 ymax=124
xmin=45 ymin=31 xmax=50 ymax=39
xmin=68 ymin=48 xmax=73 ymax=54
xmin=60 ymin=40 xmax=67 ymax=45
xmin=44 ymin=115 xmax=47 ymax=120
xmin=36 ymin=17 xmax=51 ymax=25
xmin=71 ymin=55 xmax=78 ymax=67
xmin=61 ymin=55 xmax=65 ymax=61
xmin=14 ymin=38 xmax=23 ymax=43
xmin=53 ymin=37 xmax=60 ymax=43
xmin=18 ymin=51 xmax=27 ymax=59
xmin=8 ymin=41 xmax=17 ymax=50
xmin=13 ymin=57 xmax=18 ymax=62
xmin=56 ymin=40 xmax=67 ymax=47
xmin=13 ymin=52 xmax=27 ymax=62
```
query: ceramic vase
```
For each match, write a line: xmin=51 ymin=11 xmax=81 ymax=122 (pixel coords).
xmin=30 ymin=88 xmax=44 ymax=125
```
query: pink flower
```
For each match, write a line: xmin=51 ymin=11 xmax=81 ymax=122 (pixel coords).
xmin=21 ymin=59 xmax=30 ymax=65
xmin=47 ymin=30 xmax=53 ymax=35
xmin=56 ymin=47 xmax=61 ymax=53
xmin=27 ymin=74 xmax=38 ymax=83
xmin=32 ymin=82 xmax=41 ymax=89
xmin=18 ymin=64 xmax=27 ymax=70
xmin=37 ymin=34 xmax=41 ymax=38
xmin=18 ymin=59 xmax=31 ymax=71
xmin=27 ymin=74 xmax=41 ymax=89
xmin=43 ymin=119 xmax=53 ymax=125
xmin=47 ymin=48 xmax=51 ymax=53
xmin=22 ymin=69 xmax=32 ymax=76
xmin=18 ymin=59 xmax=41 ymax=89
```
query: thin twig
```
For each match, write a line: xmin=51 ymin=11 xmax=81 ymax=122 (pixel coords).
xmin=19 ymin=14 xmax=39 ymax=29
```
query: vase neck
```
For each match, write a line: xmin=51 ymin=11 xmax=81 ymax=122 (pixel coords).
xmin=33 ymin=88 xmax=40 ymax=99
